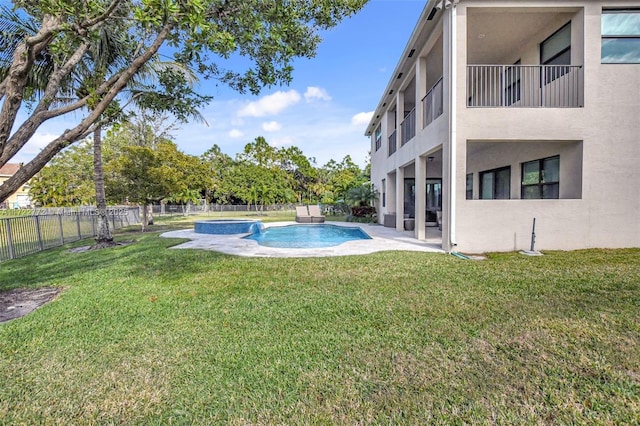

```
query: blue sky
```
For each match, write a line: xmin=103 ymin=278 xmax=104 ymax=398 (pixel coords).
xmin=14 ymin=0 xmax=427 ymax=168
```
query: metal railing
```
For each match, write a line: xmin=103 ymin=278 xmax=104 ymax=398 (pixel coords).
xmin=467 ymin=64 xmax=583 ymax=108
xmin=423 ymin=77 xmax=444 ymax=127
xmin=388 ymin=130 xmax=397 ymax=156
xmin=0 ymin=207 xmax=139 ymax=262
xmin=400 ymin=108 xmax=416 ymax=146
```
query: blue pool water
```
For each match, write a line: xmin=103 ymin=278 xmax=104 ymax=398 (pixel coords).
xmin=245 ymin=224 xmax=371 ymax=248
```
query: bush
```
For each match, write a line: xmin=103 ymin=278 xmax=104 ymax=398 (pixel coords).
xmin=347 ymin=206 xmax=377 ymax=223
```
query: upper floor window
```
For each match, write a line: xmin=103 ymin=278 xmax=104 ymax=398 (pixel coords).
xmin=374 ymin=125 xmax=382 ymax=151
xmin=541 ymin=22 xmax=571 ymax=83
xmin=466 ymin=173 xmax=473 ymax=200
xmin=602 ymin=9 xmax=640 ymax=63
xmin=505 ymin=60 xmax=521 ymax=105
xmin=522 ymin=156 xmax=560 ymax=199
xmin=480 ymin=166 xmax=510 ymax=200
xmin=541 ymin=23 xmax=571 ymax=65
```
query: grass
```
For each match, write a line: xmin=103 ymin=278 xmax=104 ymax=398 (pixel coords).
xmin=0 ymin=221 xmax=638 ymax=424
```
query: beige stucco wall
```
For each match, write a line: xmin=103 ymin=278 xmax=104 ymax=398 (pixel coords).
xmin=454 ymin=1 xmax=640 ymax=252
xmin=370 ymin=0 xmax=640 ymax=251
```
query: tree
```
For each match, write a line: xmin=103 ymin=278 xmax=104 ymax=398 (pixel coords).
xmin=107 ymin=140 xmax=189 ymax=231
xmin=29 ymin=140 xmax=95 ymax=206
xmin=201 ymin=144 xmax=233 ymax=203
xmin=346 ymin=183 xmax=379 ymax=207
xmin=0 ymin=0 xmax=368 ymax=203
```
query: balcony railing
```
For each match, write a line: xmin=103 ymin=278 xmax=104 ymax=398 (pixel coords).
xmin=467 ymin=65 xmax=583 ymax=108
xmin=400 ymin=108 xmax=416 ymax=146
xmin=388 ymin=130 xmax=397 ymax=156
xmin=423 ymin=77 xmax=444 ymax=127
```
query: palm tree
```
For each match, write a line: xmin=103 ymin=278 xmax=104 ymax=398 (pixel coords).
xmin=346 ymin=183 xmax=379 ymax=207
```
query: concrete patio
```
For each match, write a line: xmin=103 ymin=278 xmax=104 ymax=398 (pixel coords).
xmin=160 ymin=221 xmax=444 ymax=258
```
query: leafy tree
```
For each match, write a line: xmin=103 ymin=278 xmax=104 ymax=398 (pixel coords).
xmin=201 ymin=144 xmax=233 ymax=203
xmin=29 ymin=140 xmax=94 ymax=206
xmin=0 ymin=0 xmax=368 ymax=203
xmin=346 ymin=183 xmax=379 ymax=207
xmin=107 ymin=140 xmax=193 ymax=230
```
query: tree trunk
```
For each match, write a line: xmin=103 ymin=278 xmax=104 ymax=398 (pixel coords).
xmin=141 ymin=204 xmax=148 ymax=232
xmin=93 ymin=126 xmax=115 ymax=247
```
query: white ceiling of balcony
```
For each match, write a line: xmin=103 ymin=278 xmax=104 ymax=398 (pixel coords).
xmin=467 ymin=8 xmax=577 ymax=64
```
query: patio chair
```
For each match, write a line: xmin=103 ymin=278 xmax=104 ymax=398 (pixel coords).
xmin=308 ymin=205 xmax=325 ymax=223
xmin=295 ymin=206 xmax=312 ymax=223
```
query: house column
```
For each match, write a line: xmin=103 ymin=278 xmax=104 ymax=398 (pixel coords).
xmin=415 ymin=155 xmax=427 ymax=240
xmin=387 ymin=171 xmax=397 ymax=218
xmin=441 ymin=2 xmax=459 ymax=251
xmin=395 ymin=166 xmax=404 ymax=231
xmin=396 ymin=91 xmax=404 ymax=146
xmin=415 ymin=56 xmax=427 ymax=131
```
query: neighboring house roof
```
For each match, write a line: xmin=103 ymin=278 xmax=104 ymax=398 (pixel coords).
xmin=0 ymin=163 xmax=21 ymax=177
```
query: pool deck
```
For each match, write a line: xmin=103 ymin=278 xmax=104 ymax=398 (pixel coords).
xmin=160 ymin=221 xmax=444 ymax=258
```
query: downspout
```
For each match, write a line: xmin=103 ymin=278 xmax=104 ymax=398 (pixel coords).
xmin=446 ymin=0 xmax=459 ymax=249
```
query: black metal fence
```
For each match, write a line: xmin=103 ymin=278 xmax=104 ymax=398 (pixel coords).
xmin=0 ymin=207 xmax=139 ymax=262
xmin=151 ymin=203 xmax=298 ymax=216
xmin=150 ymin=203 xmax=350 ymax=216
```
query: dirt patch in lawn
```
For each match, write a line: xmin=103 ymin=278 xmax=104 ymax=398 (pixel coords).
xmin=0 ymin=287 xmax=62 ymax=323
xmin=68 ymin=240 xmax=135 ymax=254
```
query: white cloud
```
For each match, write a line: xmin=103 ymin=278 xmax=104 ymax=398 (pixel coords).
xmin=351 ymin=111 xmax=374 ymax=126
xmin=304 ymin=86 xmax=332 ymax=103
xmin=228 ymin=129 xmax=244 ymax=138
xmin=262 ymin=121 xmax=282 ymax=132
xmin=237 ymin=90 xmax=301 ymax=117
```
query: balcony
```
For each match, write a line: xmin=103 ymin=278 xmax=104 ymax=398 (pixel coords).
xmin=400 ymin=108 xmax=416 ymax=146
xmin=423 ymin=77 xmax=443 ymax=127
xmin=467 ymin=65 xmax=583 ymax=108
xmin=388 ymin=130 xmax=397 ymax=156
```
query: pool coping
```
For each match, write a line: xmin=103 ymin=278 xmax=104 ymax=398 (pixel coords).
xmin=160 ymin=221 xmax=444 ymax=258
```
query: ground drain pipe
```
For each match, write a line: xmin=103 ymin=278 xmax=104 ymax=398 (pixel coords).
xmin=450 ymin=251 xmax=470 ymax=260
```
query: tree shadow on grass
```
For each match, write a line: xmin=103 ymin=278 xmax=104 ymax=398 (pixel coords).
xmin=0 ymin=232 xmax=234 ymax=292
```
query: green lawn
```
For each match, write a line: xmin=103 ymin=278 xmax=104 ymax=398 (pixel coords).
xmin=0 ymin=223 xmax=638 ymax=424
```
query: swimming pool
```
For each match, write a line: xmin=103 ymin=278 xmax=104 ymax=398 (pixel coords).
xmin=245 ymin=224 xmax=371 ymax=248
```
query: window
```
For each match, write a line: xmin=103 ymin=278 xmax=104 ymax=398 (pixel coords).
xmin=382 ymin=178 xmax=386 ymax=207
xmin=505 ymin=60 xmax=521 ymax=105
xmin=466 ymin=173 xmax=473 ymax=200
xmin=602 ymin=9 xmax=640 ymax=63
xmin=541 ymin=22 xmax=571 ymax=83
xmin=374 ymin=125 xmax=382 ymax=151
xmin=521 ymin=156 xmax=560 ymax=199
xmin=480 ymin=166 xmax=510 ymax=199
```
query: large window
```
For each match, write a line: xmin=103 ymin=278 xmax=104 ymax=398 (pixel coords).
xmin=480 ymin=166 xmax=510 ymax=200
xmin=541 ymin=22 xmax=571 ymax=83
xmin=542 ymin=23 xmax=571 ymax=65
xmin=521 ymin=156 xmax=560 ymax=199
xmin=602 ymin=9 xmax=640 ymax=63
xmin=374 ymin=125 xmax=382 ymax=151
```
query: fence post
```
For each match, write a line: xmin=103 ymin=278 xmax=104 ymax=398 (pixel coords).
xmin=76 ymin=212 xmax=81 ymax=239
xmin=35 ymin=215 xmax=44 ymax=251
xmin=58 ymin=214 xmax=64 ymax=245
xmin=5 ymin=218 xmax=15 ymax=260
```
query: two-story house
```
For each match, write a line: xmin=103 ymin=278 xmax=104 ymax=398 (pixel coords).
xmin=366 ymin=0 xmax=640 ymax=252
xmin=0 ymin=163 xmax=31 ymax=209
